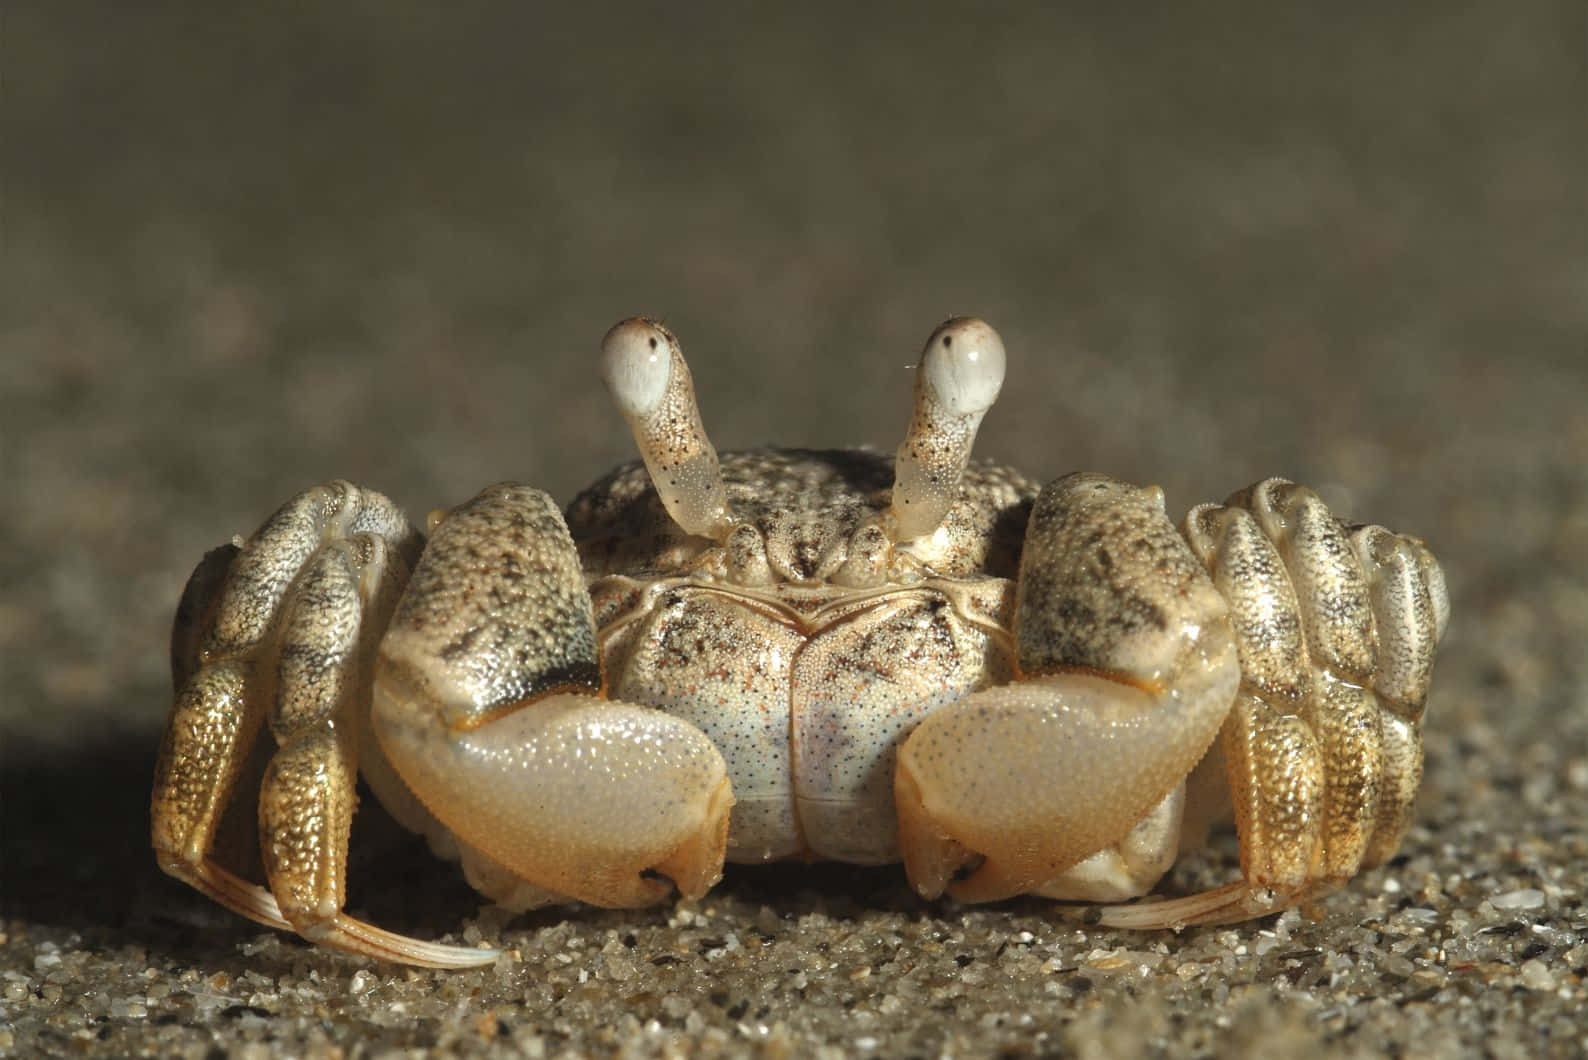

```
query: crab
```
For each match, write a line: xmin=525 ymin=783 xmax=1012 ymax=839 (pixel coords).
xmin=151 ymin=317 xmax=1449 ymax=967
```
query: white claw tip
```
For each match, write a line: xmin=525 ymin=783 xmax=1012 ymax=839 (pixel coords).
xmin=600 ymin=318 xmax=675 ymax=418
xmin=922 ymin=317 xmax=1006 ymax=417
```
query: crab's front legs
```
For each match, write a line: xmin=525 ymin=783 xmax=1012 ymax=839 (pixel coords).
xmin=371 ymin=485 xmax=733 ymax=917
xmin=896 ymin=473 xmax=1241 ymax=904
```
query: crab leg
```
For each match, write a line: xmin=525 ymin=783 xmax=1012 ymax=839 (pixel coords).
xmin=153 ymin=483 xmax=499 ymax=967
xmin=254 ymin=532 xmax=439 ymax=961
xmin=895 ymin=473 xmax=1241 ymax=903
xmin=372 ymin=484 xmax=734 ymax=911
xmin=1096 ymin=481 xmax=1447 ymax=928
xmin=155 ymin=541 xmax=282 ymax=929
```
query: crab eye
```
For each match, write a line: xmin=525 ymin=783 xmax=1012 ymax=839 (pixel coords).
xmin=887 ymin=317 xmax=1007 ymax=543
xmin=922 ymin=317 xmax=1006 ymax=417
xmin=600 ymin=318 xmax=675 ymax=418
xmin=599 ymin=317 xmax=738 ymax=541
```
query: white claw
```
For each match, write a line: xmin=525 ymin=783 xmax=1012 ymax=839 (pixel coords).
xmin=889 ymin=317 xmax=1006 ymax=542
xmin=600 ymin=318 xmax=736 ymax=541
xmin=374 ymin=678 xmax=734 ymax=909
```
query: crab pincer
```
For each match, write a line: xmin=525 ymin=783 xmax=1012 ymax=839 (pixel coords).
xmin=372 ymin=485 xmax=734 ymax=912
xmin=895 ymin=474 xmax=1242 ymax=905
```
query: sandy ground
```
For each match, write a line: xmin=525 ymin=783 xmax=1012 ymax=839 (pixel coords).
xmin=3 ymin=4 xmax=1584 ymax=1057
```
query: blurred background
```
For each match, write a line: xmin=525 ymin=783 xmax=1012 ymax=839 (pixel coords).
xmin=2 ymin=2 xmax=1582 ymax=1054
xmin=8 ymin=4 xmax=1577 ymax=738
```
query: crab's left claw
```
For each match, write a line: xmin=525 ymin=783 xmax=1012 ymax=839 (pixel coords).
xmin=896 ymin=474 xmax=1448 ymax=928
xmin=895 ymin=474 xmax=1240 ymax=903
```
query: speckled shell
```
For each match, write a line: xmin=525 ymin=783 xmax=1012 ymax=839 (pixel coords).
xmin=569 ymin=448 xmax=1035 ymax=864
xmin=567 ymin=448 xmax=1036 ymax=582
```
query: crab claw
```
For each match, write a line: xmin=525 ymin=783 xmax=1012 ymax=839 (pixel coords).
xmin=895 ymin=473 xmax=1240 ymax=903
xmin=372 ymin=483 xmax=734 ymax=909
xmin=374 ymin=680 xmax=733 ymax=907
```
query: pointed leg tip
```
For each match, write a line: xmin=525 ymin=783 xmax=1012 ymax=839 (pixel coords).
xmin=163 ymin=858 xmax=295 ymax=932
xmin=1087 ymin=881 xmax=1305 ymax=930
xmin=302 ymin=913 xmax=504 ymax=969
xmin=162 ymin=856 xmax=502 ymax=967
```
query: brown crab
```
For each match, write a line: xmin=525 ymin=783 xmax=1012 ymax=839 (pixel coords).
xmin=152 ymin=317 xmax=1448 ymax=966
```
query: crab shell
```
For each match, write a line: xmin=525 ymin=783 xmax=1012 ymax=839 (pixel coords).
xmin=569 ymin=447 xmax=1033 ymax=867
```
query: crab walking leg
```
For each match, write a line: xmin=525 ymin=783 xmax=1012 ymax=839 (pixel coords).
xmin=372 ymin=484 xmax=733 ymax=909
xmin=1154 ymin=497 xmax=1337 ymax=925
xmin=250 ymin=532 xmax=490 ymax=966
xmin=600 ymin=318 xmax=737 ymax=541
xmin=887 ymin=317 xmax=1007 ymax=542
xmin=1353 ymin=524 xmax=1446 ymax=868
xmin=1097 ymin=481 xmax=1448 ymax=928
xmin=170 ymin=542 xmax=242 ymax=693
xmin=895 ymin=473 xmax=1241 ymax=903
xmin=150 ymin=482 xmax=498 ymax=965
xmin=155 ymin=543 xmax=281 ymax=929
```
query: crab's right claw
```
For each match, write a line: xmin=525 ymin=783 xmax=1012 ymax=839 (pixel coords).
xmin=372 ymin=484 xmax=733 ymax=911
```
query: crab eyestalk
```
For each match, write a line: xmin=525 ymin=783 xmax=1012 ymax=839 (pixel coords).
xmin=887 ymin=317 xmax=1007 ymax=542
xmin=600 ymin=318 xmax=737 ymax=541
